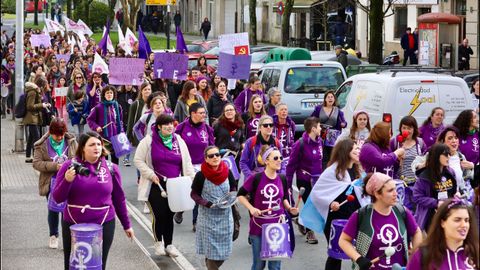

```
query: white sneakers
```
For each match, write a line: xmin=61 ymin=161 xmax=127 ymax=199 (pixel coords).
xmin=154 ymin=241 xmax=166 ymax=256
xmin=165 ymin=245 xmax=179 ymax=257
xmin=143 ymin=203 xmax=150 ymax=214
xmin=49 ymin=235 xmax=59 ymax=249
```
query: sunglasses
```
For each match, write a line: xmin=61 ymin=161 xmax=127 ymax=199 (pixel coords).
xmin=206 ymin=153 xmax=221 ymax=159
xmin=269 ymin=156 xmax=284 ymax=161
xmin=75 ymin=77 xmax=83 ymax=79
xmin=262 ymin=123 xmax=274 ymax=128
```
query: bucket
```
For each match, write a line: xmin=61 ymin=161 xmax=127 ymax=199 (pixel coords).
xmin=328 ymin=219 xmax=349 ymax=260
xmin=69 ymin=223 xmax=103 ymax=270
xmin=166 ymin=176 xmax=196 ymax=212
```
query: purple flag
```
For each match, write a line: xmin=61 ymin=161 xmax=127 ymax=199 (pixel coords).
xmin=175 ymin=26 xmax=188 ymax=54
xmin=98 ymin=19 xmax=111 ymax=56
xmin=30 ymin=34 xmax=52 ymax=47
xmin=217 ymin=52 xmax=252 ymax=79
xmin=138 ymin=26 xmax=152 ymax=59
xmin=55 ymin=54 xmax=71 ymax=63
xmin=153 ymin=53 xmax=189 ymax=80
xmin=108 ymin=57 xmax=145 ymax=86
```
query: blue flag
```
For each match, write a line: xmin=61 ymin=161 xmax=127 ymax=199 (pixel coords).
xmin=138 ymin=26 xmax=152 ymax=59
xmin=175 ymin=26 xmax=188 ymax=54
xmin=98 ymin=19 xmax=110 ymax=56
xmin=299 ymin=196 xmax=326 ymax=234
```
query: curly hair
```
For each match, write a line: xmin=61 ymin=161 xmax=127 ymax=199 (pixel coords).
xmin=452 ymin=110 xmax=475 ymax=138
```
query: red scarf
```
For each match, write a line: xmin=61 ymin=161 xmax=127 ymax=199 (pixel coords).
xmin=219 ymin=118 xmax=243 ymax=136
xmin=201 ymin=160 xmax=229 ymax=186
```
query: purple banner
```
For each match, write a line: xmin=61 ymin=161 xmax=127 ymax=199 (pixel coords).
xmin=111 ymin=132 xmax=133 ymax=157
xmin=153 ymin=53 xmax=188 ymax=80
xmin=217 ymin=52 xmax=251 ymax=80
xmin=222 ymin=156 xmax=240 ymax=180
xmin=56 ymin=54 xmax=71 ymax=63
xmin=30 ymin=34 xmax=51 ymax=48
xmin=108 ymin=57 xmax=145 ymax=86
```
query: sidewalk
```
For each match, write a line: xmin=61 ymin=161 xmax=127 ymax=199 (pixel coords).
xmin=0 ymin=118 xmax=159 ymax=270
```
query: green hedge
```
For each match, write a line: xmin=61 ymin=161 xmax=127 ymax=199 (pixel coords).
xmin=2 ymin=0 xmax=16 ymax=14
xmin=73 ymin=1 xmax=113 ymax=32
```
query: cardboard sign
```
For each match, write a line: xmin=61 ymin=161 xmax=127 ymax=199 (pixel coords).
xmin=219 ymin=32 xmax=250 ymax=55
xmin=108 ymin=58 xmax=145 ymax=86
xmin=30 ymin=34 xmax=51 ymax=47
xmin=54 ymin=87 xmax=68 ymax=97
xmin=217 ymin=52 xmax=251 ymax=80
xmin=153 ymin=53 xmax=189 ymax=80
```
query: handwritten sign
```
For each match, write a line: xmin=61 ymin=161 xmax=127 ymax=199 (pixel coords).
xmin=54 ymin=87 xmax=68 ymax=97
xmin=55 ymin=54 xmax=71 ymax=63
xmin=219 ymin=32 xmax=250 ymax=55
xmin=217 ymin=52 xmax=251 ymax=80
xmin=108 ymin=58 xmax=145 ymax=86
xmin=153 ymin=53 xmax=189 ymax=80
xmin=30 ymin=34 xmax=51 ymax=47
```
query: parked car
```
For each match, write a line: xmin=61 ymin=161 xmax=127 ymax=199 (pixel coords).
xmin=258 ymin=60 xmax=347 ymax=132
xmin=187 ymin=40 xmax=218 ymax=54
xmin=454 ymin=70 xmax=479 ymax=89
xmin=310 ymin=51 xmax=366 ymax=66
xmin=26 ymin=0 xmax=45 ymax=13
xmin=187 ymin=53 xmax=218 ymax=73
xmin=250 ymin=51 xmax=270 ymax=73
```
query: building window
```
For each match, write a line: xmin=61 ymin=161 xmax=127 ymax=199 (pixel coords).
xmin=277 ymin=13 xmax=282 ymax=25
xmin=455 ymin=0 xmax=466 ymax=15
xmin=394 ymin=6 xmax=408 ymax=39
xmin=418 ymin=7 xmax=431 ymax=16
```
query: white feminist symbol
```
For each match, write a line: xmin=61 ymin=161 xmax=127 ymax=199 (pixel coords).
xmin=472 ymin=138 xmax=479 ymax=152
xmin=252 ymin=118 xmax=259 ymax=134
xmin=97 ymin=167 xmax=108 ymax=183
xmin=200 ymin=130 xmax=208 ymax=143
xmin=117 ymin=133 xmax=130 ymax=150
xmin=383 ymin=166 xmax=394 ymax=178
xmin=261 ymin=183 xmax=279 ymax=214
xmin=172 ymin=142 xmax=180 ymax=155
xmin=71 ymin=241 xmax=93 ymax=270
xmin=377 ymin=224 xmax=399 ymax=265
xmin=265 ymin=224 xmax=286 ymax=252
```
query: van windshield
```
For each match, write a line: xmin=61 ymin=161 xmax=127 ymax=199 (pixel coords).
xmin=284 ymin=67 xmax=344 ymax=94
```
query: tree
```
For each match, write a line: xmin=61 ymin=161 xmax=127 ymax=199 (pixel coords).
xmin=356 ymin=0 xmax=395 ymax=64
xmin=34 ymin=0 xmax=39 ymax=25
xmin=249 ymin=0 xmax=257 ymax=45
xmin=67 ymin=0 xmax=72 ymax=18
xmin=281 ymin=0 xmax=294 ymax=46
xmin=120 ymin=0 xmax=142 ymax=34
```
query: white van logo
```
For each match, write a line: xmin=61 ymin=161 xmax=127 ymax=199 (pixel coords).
xmin=408 ymin=91 xmax=436 ymax=115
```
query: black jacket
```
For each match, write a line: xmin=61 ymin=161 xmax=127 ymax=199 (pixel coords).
xmin=213 ymin=121 xmax=245 ymax=152
xmin=336 ymin=50 xmax=348 ymax=69
xmin=207 ymin=92 xmax=233 ymax=125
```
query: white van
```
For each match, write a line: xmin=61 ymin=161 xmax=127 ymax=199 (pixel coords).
xmin=335 ymin=71 xmax=475 ymax=131
xmin=259 ymin=60 xmax=347 ymax=132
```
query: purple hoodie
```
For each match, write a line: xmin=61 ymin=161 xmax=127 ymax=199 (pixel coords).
xmin=239 ymin=135 xmax=286 ymax=179
xmin=458 ymin=132 xmax=479 ymax=164
xmin=233 ymin=88 xmax=267 ymax=114
xmin=86 ymin=83 xmax=107 ymax=110
xmin=407 ymin=247 xmax=476 ymax=270
xmin=175 ymin=118 xmax=215 ymax=165
xmin=273 ymin=115 xmax=296 ymax=158
xmin=86 ymin=102 xmax=124 ymax=139
xmin=286 ymin=132 xmax=323 ymax=188
xmin=359 ymin=141 xmax=398 ymax=178
xmin=53 ymin=157 xmax=131 ymax=230
xmin=419 ymin=122 xmax=445 ymax=150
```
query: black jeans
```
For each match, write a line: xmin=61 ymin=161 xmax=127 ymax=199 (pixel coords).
xmin=62 ymin=219 xmax=115 ymax=270
xmin=26 ymin=125 xmax=41 ymax=158
xmin=148 ymin=182 xmax=174 ymax=247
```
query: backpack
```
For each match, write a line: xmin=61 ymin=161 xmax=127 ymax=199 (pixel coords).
xmin=14 ymin=93 xmax=27 ymax=118
xmin=249 ymin=135 xmax=281 ymax=151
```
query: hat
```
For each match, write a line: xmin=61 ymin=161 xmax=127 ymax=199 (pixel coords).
xmin=334 ymin=45 xmax=343 ymax=50
xmin=195 ymin=76 xmax=209 ymax=84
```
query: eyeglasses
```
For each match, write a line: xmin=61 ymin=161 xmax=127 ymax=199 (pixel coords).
xmin=262 ymin=123 xmax=274 ymax=128
xmin=224 ymin=108 xmax=235 ymax=112
xmin=8 ymin=60 xmax=14 ymax=63
xmin=269 ymin=156 xmax=283 ymax=161
xmin=75 ymin=77 xmax=83 ymax=79
xmin=206 ymin=153 xmax=221 ymax=159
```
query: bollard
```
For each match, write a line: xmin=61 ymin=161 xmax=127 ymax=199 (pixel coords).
xmin=70 ymin=223 xmax=103 ymax=270
xmin=327 ymin=219 xmax=350 ymax=260
xmin=14 ymin=120 xmax=25 ymax=152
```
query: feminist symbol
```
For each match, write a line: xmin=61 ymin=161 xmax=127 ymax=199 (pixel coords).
xmin=97 ymin=167 xmax=108 ymax=183
xmin=252 ymin=118 xmax=260 ymax=134
xmin=200 ymin=130 xmax=208 ymax=143
xmin=265 ymin=224 xmax=286 ymax=252
xmin=172 ymin=142 xmax=180 ymax=155
xmin=261 ymin=183 xmax=279 ymax=213
xmin=71 ymin=241 xmax=93 ymax=270
xmin=473 ymin=138 xmax=479 ymax=152
xmin=117 ymin=133 xmax=130 ymax=150
xmin=230 ymin=63 xmax=238 ymax=76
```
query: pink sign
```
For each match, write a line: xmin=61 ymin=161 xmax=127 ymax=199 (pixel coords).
xmin=30 ymin=34 xmax=51 ymax=47
xmin=108 ymin=58 xmax=145 ymax=86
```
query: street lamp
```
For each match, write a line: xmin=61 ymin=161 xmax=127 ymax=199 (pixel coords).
xmin=15 ymin=0 xmax=25 ymax=152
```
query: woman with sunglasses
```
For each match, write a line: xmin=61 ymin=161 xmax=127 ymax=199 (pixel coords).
xmin=240 ymin=115 xmax=285 ymax=180
xmin=238 ymin=145 xmax=299 ymax=270
xmin=191 ymin=146 xmax=237 ymax=270
xmin=406 ymin=197 xmax=479 ymax=269
xmin=412 ymin=143 xmax=459 ymax=232
xmin=242 ymin=94 xmax=267 ymax=139
xmin=87 ymin=72 xmax=107 ymax=111
xmin=66 ymin=71 xmax=86 ymax=105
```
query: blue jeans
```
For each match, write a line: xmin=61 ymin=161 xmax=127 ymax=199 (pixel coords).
xmin=249 ymin=235 xmax=281 ymax=270
xmin=46 ymin=195 xmax=60 ymax=237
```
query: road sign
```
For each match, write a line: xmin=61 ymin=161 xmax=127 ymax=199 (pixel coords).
xmin=277 ymin=1 xmax=285 ymax=16
xmin=146 ymin=0 xmax=176 ymax=5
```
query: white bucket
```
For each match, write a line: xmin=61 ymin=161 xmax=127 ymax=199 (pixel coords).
xmin=166 ymin=176 xmax=195 ymax=212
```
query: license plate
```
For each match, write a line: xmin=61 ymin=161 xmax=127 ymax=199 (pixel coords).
xmin=302 ymin=101 xmax=322 ymax=109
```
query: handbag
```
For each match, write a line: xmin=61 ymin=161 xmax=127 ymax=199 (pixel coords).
xmin=260 ymin=219 xmax=292 ymax=260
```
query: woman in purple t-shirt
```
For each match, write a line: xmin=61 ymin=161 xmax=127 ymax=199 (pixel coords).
xmin=237 ymin=146 xmax=299 ymax=270
xmin=242 ymin=94 xmax=267 ymax=140
xmin=407 ymin=198 xmax=478 ymax=270
xmin=452 ymin=109 xmax=479 ymax=164
xmin=338 ymin=173 xmax=423 ymax=270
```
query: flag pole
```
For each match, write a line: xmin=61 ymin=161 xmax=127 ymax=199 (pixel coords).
xmin=166 ymin=4 xmax=171 ymax=49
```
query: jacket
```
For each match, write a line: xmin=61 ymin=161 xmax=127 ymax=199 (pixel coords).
xmin=23 ymin=82 xmax=44 ymax=125
xmin=134 ymin=133 xmax=195 ymax=201
xmin=126 ymin=99 xmax=147 ymax=146
xmin=286 ymin=132 xmax=323 ymax=187
xmin=207 ymin=91 xmax=232 ymax=124
xmin=66 ymin=83 xmax=86 ymax=105
xmin=173 ymin=94 xmax=208 ymax=123
xmin=67 ymin=100 xmax=89 ymax=126
xmin=336 ymin=50 xmax=348 ymax=69
xmin=239 ymin=135 xmax=286 ymax=179
xmin=33 ymin=132 xmax=78 ymax=196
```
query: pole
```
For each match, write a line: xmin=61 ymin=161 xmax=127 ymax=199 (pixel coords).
xmin=15 ymin=0 xmax=26 ymax=152
xmin=166 ymin=5 xmax=171 ymax=49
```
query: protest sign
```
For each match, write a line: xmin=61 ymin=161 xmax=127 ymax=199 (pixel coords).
xmin=219 ymin=32 xmax=250 ymax=55
xmin=217 ymin=52 xmax=251 ymax=80
xmin=56 ymin=54 xmax=71 ymax=63
xmin=30 ymin=34 xmax=52 ymax=47
xmin=54 ymin=87 xmax=68 ymax=97
xmin=108 ymin=58 xmax=145 ymax=86
xmin=153 ymin=53 xmax=189 ymax=80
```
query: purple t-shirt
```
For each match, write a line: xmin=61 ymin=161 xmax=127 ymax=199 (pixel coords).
xmin=459 ymin=132 xmax=479 ymax=164
xmin=245 ymin=114 xmax=262 ymax=139
xmin=343 ymin=208 xmax=418 ymax=269
xmin=241 ymin=173 xmax=287 ymax=236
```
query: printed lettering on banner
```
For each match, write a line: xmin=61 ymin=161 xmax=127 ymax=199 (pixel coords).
xmin=153 ymin=53 xmax=189 ymax=80
xmin=108 ymin=58 xmax=145 ymax=86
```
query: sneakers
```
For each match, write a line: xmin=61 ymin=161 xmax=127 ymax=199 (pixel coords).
xmin=306 ymin=231 xmax=318 ymax=244
xmin=174 ymin=212 xmax=183 ymax=224
xmin=143 ymin=203 xmax=150 ymax=214
xmin=123 ymin=159 xmax=131 ymax=167
xmin=49 ymin=235 xmax=59 ymax=249
xmin=165 ymin=245 xmax=179 ymax=257
xmin=25 ymin=158 xmax=33 ymax=163
xmin=154 ymin=241 xmax=166 ymax=256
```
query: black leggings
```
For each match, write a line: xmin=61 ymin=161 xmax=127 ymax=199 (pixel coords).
xmin=148 ymin=183 xmax=174 ymax=247
xmin=62 ymin=219 xmax=115 ymax=270
xmin=26 ymin=125 xmax=41 ymax=158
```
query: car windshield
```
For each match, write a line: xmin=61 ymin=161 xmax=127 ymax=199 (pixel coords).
xmin=284 ymin=67 xmax=344 ymax=94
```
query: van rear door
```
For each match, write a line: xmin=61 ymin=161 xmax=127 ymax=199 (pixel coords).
xmin=437 ymin=78 xmax=474 ymax=124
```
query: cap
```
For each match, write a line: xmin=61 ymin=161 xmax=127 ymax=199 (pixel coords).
xmin=334 ymin=45 xmax=343 ymax=50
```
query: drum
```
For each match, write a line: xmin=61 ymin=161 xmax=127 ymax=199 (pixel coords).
xmin=1 ymin=85 xmax=8 ymax=97
xmin=328 ymin=219 xmax=349 ymax=260
xmin=69 ymin=223 xmax=103 ymax=270
xmin=166 ymin=176 xmax=196 ymax=212
xmin=260 ymin=223 xmax=292 ymax=260
xmin=110 ymin=132 xmax=133 ymax=157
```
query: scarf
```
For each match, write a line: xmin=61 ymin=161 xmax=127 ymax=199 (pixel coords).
xmin=102 ymin=100 xmax=122 ymax=138
xmin=49 ymin=135 xmax=65 ymax=156
xmin=201 ymin=160 xmax=229 ymax=186
xmin=158 ymin=131 xmax=173 ymax=150
xmin=219 ymin=117 xmax=242 ymax=136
